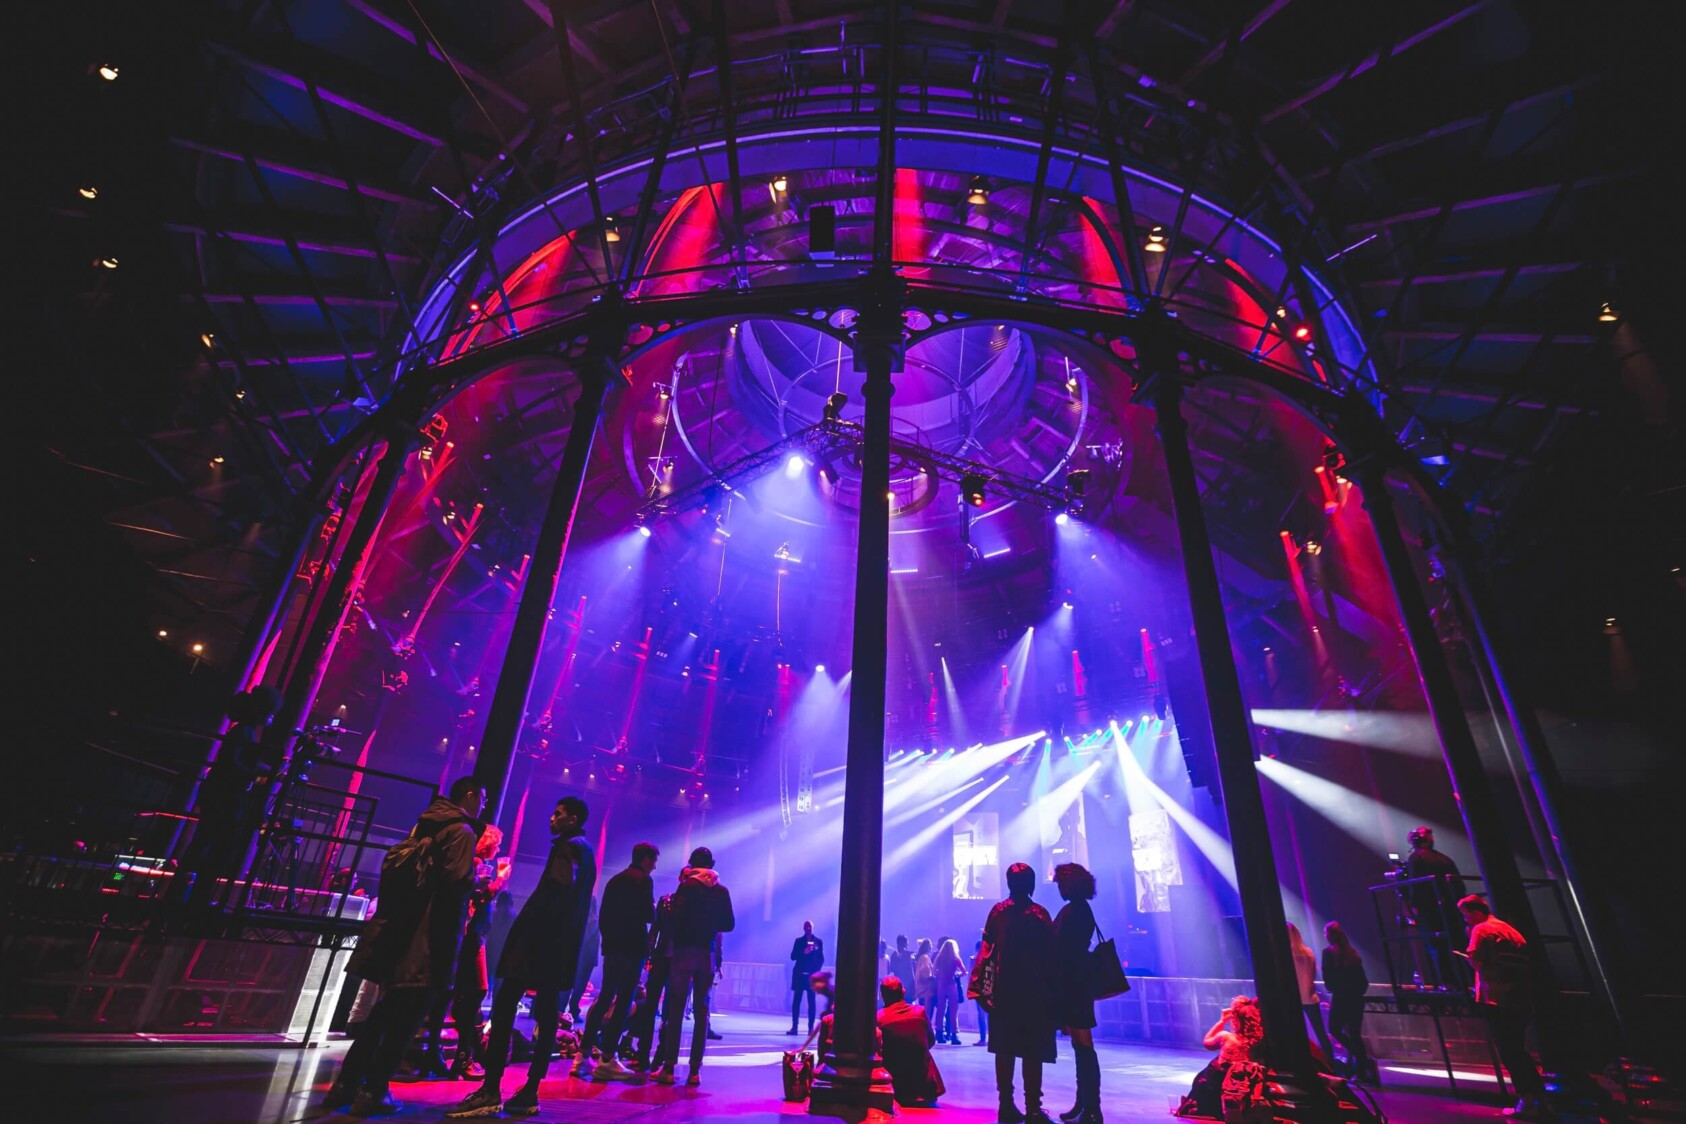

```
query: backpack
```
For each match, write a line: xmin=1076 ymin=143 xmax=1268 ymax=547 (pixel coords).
xmin=381 ymin=815 xmax=467 ymax=896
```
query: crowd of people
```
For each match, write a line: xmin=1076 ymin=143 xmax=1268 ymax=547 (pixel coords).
xmin=320 ymin=789 xmax=1549 ymax=1123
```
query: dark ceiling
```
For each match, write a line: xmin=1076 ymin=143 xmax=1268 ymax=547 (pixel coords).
xmin=21 ymin=0 xmax=1683 ymax=732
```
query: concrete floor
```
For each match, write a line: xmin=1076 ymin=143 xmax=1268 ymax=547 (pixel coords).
xmin=0 ymin=1011 xmax=1521 ymax=1124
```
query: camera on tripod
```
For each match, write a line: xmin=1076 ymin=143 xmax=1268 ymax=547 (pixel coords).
xmin=290 ymin=724 xmax=347 ymax=785
xmin=1383 ymin=851 xmax=1408 ymax=880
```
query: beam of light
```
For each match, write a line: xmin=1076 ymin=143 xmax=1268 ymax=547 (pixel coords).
xmin=1255 ymin=756 xmax=1461 ymax=860
xmin=940 ymin=656 xmax=964 ymax=743
xmin=883 ymin=774 xmax=1012 ymax=877
xmin=1250 ymin=708 xmax=1440 ymax=758
xmin=886 ymin=774 xmax=987 ymax=827
xmin=1110 ymin=723 xmax=1236 ymax=887
xmin=884 ymin=730 xmax=1043 ymax=810
xmin=1004 ymin=627 xmax=1034 ymax=720
xmin=1005 ymin=756 xmax=1102 ymax=864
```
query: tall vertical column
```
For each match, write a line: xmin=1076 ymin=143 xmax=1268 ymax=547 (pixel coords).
xmin=268 ymin=429 xmax=416 ymax=771
xmin=473 ymin=366 xmax=612 ymax=821
xmin=1359 ymin=470 xmax=1539 ymax=935
xmin=1150 ymin=369 xmax=1312 ymax=1079
xmin=809 ymin=278 xmax=898 ymax=1120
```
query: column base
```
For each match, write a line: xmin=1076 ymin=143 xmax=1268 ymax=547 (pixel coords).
xmin=807 ymin=1061 xmax=897 ymax=1121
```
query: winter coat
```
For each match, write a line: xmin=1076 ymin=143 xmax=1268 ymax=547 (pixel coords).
xmin=982 ymin=893 xmax=1057 ymax=1061
xmin=669 ymin=866 xmax=734 ymax=955
xmin=497 ymin=834 xmax=597 ymax=987
xmin=345 ymin=796 xmax=478 ymax=990
xmin=598 ymin=867 xmax=656 ymax=958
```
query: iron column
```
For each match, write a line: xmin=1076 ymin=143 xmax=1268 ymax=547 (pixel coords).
xmin=1149 ymin=365 xmax=1313 ymax=1079
xmin=473 ymin=364 xmax=613 ymax=821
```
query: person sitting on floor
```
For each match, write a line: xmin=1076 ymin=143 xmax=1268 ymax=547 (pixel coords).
xmin=877 ymin=975 xmax=945 ymax=1107
xmin=1178 ymin=995 xmax=1264 ymax=1119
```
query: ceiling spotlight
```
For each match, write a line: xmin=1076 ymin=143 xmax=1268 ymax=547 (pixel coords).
xmin=1275 ymin=305 xmax=1289 ymax=319
xmin=823 ymin=391 xmax=848 ymax=422
xmin=191 ymin=643 xmax=205 ymax=654
xmin=1292 ymin=324 xmax=1312 ymax=342
xmin=97 ymin=256 xmax=119 ymax=269
xmin=637 ymin=525 xmax=652 ymax=538
xmin=657 ymin=383 xmax=672 ymax=400
xmin=1054 ymin=512 xmax=1070 ymax=526
xmin=771 ymin=173 xmax=789 ymax=193
xmin=1598 ymin=301 xmax=1619 ymax=323
xmin=960 ymin=472 xmax=988 ymax=507
xmin=1144 ymin=225 xmax=1168 ymax=253
xmin=78 ymin=186 xmax=99 ymax=200
xmin=157 ymin=629 xmax=168 ymax=638
xmin=97 ymin=64 xmax=120 ymax=81
xmin=815 ymin=664 xmax=826 ymax=673
xmin=467 ymin=299 xmax=482 ymax=314
xmin=200 ymin=332 xmax=216 ymax=349
xmin=211 ymin=455 xmax=225 ymax=465
xmin=233 ymin=388 xmax=246 ymax=399
xmin=602 ymin=215 xmax=621 ymax=243
xmin=966 ymin=176 xmax=989 ymax=205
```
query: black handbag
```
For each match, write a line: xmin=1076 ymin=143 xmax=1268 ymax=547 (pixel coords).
xmin=1088 ymin=920 xmax=1131 ymax=1000
xmin=967 ymin=938 xmax=998 ymax=1011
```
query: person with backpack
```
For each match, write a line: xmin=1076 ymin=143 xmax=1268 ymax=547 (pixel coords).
xmin=448 ymin=796 xmax=596 ymax=1119
xmin=650 ymin=846 xmax=735 ymax=1087
xmin=325 ymin=777 xmax=485 ymax=1116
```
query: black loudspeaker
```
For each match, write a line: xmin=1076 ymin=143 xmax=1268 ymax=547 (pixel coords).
xmin=1162 ymin=647 xmax=1221 ymax=797
xmin=809 ymin=204 xmax=836 ymax=259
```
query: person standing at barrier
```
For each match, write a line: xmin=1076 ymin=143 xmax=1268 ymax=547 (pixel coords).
xmin=1052 ymin=863 xmax=1102 ymax=1124
xmin=984 ymin=862 xmax=1057 ymax=1124
xmin=1458 ymin=895 xmax=1549 ymax=1120
xmin=787 ymin=920 xmax=826 ymax=1035
xmin=576 ymin=842 xmax=659 ymax=1081
xmin=932 ymin=937 xmax=966 ymax=1044
xmin=1322 ymin=921 xmax=1377 ymax=1084
xmin=1288 ymin=921 xmax=1337 ymax=1069
xmin=447 ymin=796 xmax=596 ymax=1119
xmin=325 ymin=777 xmax=484 ymax=1116
xmin=651 ymin=846 xmax=735 ymax=1087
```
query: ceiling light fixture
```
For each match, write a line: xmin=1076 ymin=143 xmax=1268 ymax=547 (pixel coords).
xmin=966 ymin=176 xmax=989 ymax=205
xmin=602 ymin=215 xmax=621 ymax=243
xmin=1144 ymin=225 xmax=1168 ymax=253
xmin=97 ymin=64 xmax=120 ymax=81
xmin=771 ymin=173 xmax=789 ymax=193
xmin=78 ymin=186 xmax=98 ymax=200
xmin=1598 ymin=301 xmax=1619 ymax=322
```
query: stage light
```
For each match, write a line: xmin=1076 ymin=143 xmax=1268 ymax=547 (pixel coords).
xmin=78 ymin=186 xmax=98 ymax=200
xmin=97 ymin=64 xmax=119 ymax=81
xmin=1054 ymin=512 xmax=1070 ymax=526
xmin=157 ymin=629 xmax=168 ymax=638
xmin=1304 ymin=539 xmax=1321 ymax=555
xmin=966 ymin=176 xmax=989 ymax=205
xmin=200 ymin=332 xmax=215 ymax=349
xmin=211 ymin=455 xmax=225 ymax=465
xmin=1065 ymin=374 xmax=1079 ymax=391
xmin=823 ymin=391 xmax=848 ymax=421
xmin=960 ymin=472 xmax=988 ymax=507
xmin=1062 ymin=600 xmax=1074 ymax=609
xmin=815 ymin=664 xmax=826 ymax=673
xmin=1292 ymin=324 xmax=1312 ymax=342
xmin=786 ymin=453 xmax=804 ymax=471
xmin=97 ymin=256 xmax=118 ymax=269
xmin=637 ymin=525 xmax=652 ymax=538
xmin=191 ymin=643 xmax=204 ymax=654
xmin=1275 ymin=305 xmax=1288 ymax=319
xmin=1144 ymin=224 xmax=1168 ymax=253
xmin=1598 ymin=301 xmax=1619 ymax=322
xmin=602 ymin=215 xmax=621 ymax=242
xmin=771 ymin=173 xmax=789 ymax=193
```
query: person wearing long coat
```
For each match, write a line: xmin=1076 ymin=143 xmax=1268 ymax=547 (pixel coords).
xmin=1052 ymin=863 xmax=1101 ymax=1124
xmin=982 ymin=862 xmax=1057 ymax=1123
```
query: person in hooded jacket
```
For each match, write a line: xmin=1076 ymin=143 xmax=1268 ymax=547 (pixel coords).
xmin=325 ymin=777 xmax=483 ymax=1116
xmin=651 ymin=846 xmax=735 ymax=1086
xmin=448 ymin=796 xmax=596 ymax=1119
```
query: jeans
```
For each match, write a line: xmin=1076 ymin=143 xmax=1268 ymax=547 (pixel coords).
xmin=977 ymin=1001 xmax=989 ymax=1043
xmin=482 ymin=978 xmax=562 ymax=1089
xmin=933 ymin=986 xmax=958 ymax=1041
xmin=655 ymin=952 xmax=714 ymax=1071
xmin=631 ymin=955 xmax=671 ymax=1066
xmin=1328 ymin=993 xmax=1371 ymax=1074
xmin=791 ymin=983 xmax=817 ymax=1030
xmin=580 ymin=953 xmax=643 ymax=1059
xmin=336 ymin=987 xmax=434 ymax=1095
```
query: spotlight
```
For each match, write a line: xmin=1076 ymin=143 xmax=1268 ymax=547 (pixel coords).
xmin=815 ymin=664 xmax=826 ymax=673
xmin=786 ymin=453 xmax=805 ymax=473
xmin=960 ymin=472 xmax=988 ymax=507
xmin=467 ymin=299 xmax=482 ymax=314
xmin=823 ymin=391 xmax=848 ymax=422
xmin=191 ymin=643 xmax=205 ymax=654
xmin=211 ymin=455 xmax=225 ymax=465
xmin=97 ymin=64 xmax=120 ymax=81
xmin=1598 ymin=301 xmax=1619 ymax=322
xmin=657 ymin=383 xmax=672 ymax=400
xmin=97 ymin=256 xmax=119 ymax=269
xmin=602 ymin=215 xmax=621 ymax=243
xmin=200 ymin=332 xmax=216 ymax=349
xmin=234 ymin=388 xmax=246 ymax=400
xmin=1275 ymin=305 xmax=1289 ymax=319
xmin=966 ymin=177 xmax=989 ymax=205
xmin=638 ymin=525 xmax=652 ymax=538
xmin=157 ymin=629 xmax=168 ymax=638
xmin=1054 ymin=511 xmax=1070 ymax=526
xmin=771 ymin=173 xmax=789 ymax=193
xmin=1292 ymin=324 xmax=1312 ymax=342
xmin=1144 ymin=225 xmax=1168 ymax=253
xmin=78 ymin=186 xmax=98 ymax=200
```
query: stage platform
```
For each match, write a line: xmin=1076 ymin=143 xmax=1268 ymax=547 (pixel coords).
xmin=0 ymin=1010 xmax=1521 ymax=1124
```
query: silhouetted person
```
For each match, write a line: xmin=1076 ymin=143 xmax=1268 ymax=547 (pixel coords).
xmin=1404 ymin=826 xmax=1466 ymax=987
xmin=788 ymin=920 xmax=825 ymax=1034
xmin=888 ymin=934 xmax=914 ymax=983
xmin=984 ymin=862 xmax=1057 ymax=1124
xmin=326 ymin=777 xmax=484 ymax=1116
xmin=576 ymin=841 xmax=659 ymax=1082
xmin=448 ymin=796 xmax=596 ymax=1119
xmin=1458 ymin=895 xmax=1548 ymax=1119
xmin=1322 ymin=921 xmax=1376 ymax=1083
xmin=174 ymin=686 xmax=283 ymax=910
xmin=1052 ymin=863 xmax=1101 ymax=1124
xmin=422 ymin=824 xmax=509 ymax=1079
xmin=651 ymin=847 xmax=735 ymax=1086
xmin=878 ymin=975 xmax=944 ymax=1106
xmin=629 ymin=869 xmax=682 ymax=1070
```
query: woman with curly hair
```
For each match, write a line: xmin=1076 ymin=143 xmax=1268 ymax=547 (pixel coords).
xmin=1177 ymin=996 xmax=1264 ymax=1118
xmin=1052 ymin=863 xmax=1102 ymax=1124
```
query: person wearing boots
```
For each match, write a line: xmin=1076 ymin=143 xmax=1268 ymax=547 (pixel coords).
xmin=1322 ymin=921 xmax=1377 ymax=1083
xmin=650 ymin=847 xmax=735 ymax=1087
xmin=324 ymin=777 xmax=484 ymax=1116
xmin=787 ymin=920 xmax=826 ymax=1035
xmin=1052 ymin=863 xmax=1102 ymax=1124
xmin=447 ymin=796 xmax=596 ymax=1119
xmin=984 ymin=862 xmax=1057 ymax=1124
